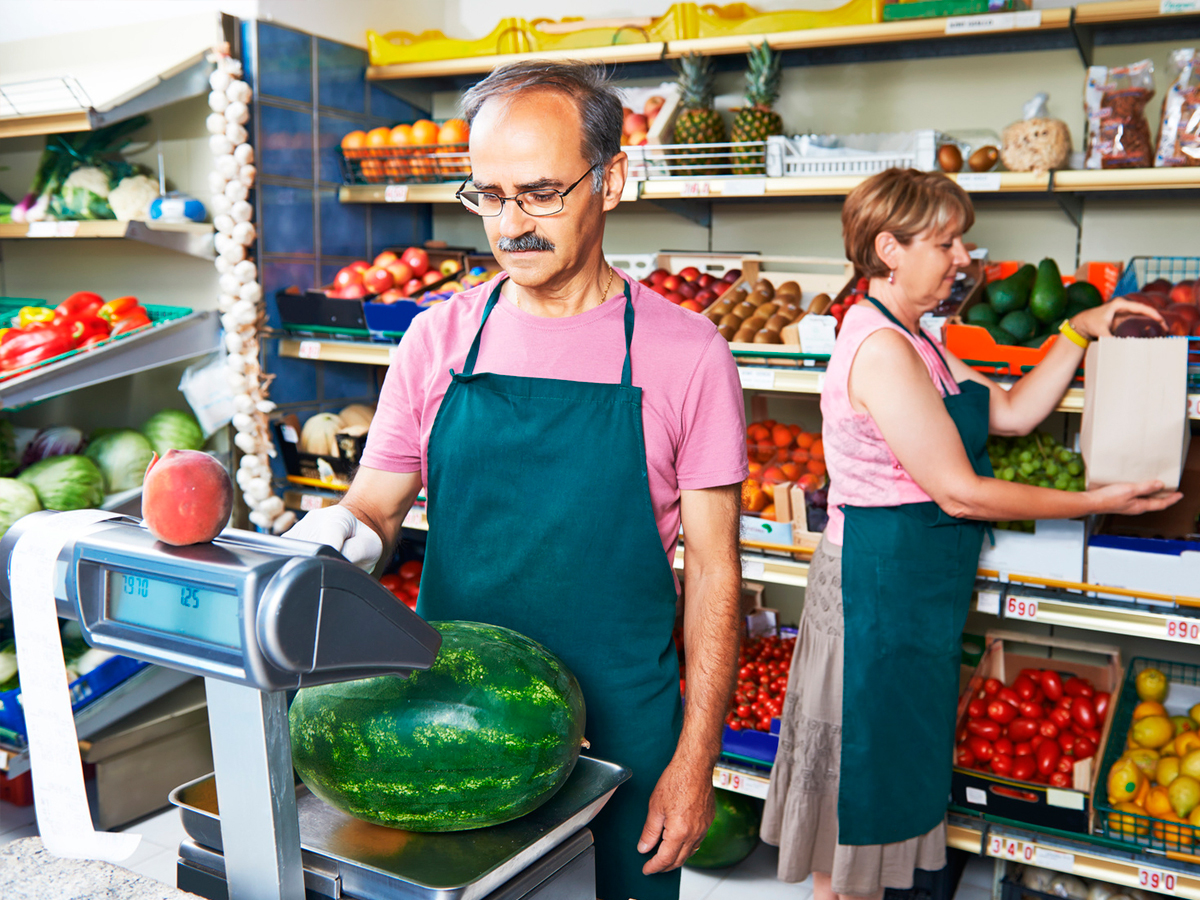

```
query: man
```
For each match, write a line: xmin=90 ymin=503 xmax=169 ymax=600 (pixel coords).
xmin=286 ymin=61 xmax=746 ymax=900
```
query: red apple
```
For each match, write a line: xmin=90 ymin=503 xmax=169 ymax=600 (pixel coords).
xmin=386 ymin=261 xmax=414 ymax=285
xmin=678 ymin=266 xmax=700 ymax=282
xmin=348 ymin=260 xmax=370 ymax=273
xmin=680 ymin=300 xmax=704 ymax=312
xmin=626 ymin=113 xmax=649 ymax=135
xmin=401 ymin=247 xmax=430 ymax=277
xmin=402 ymin=278 xmax=424 ymax=296
xmin=723 ymin=269 xmax=742 ymax=283
xmin=664 ymin=291 xmax=684 ymax=304
xmin=373 ymin=250 xmax=400 ymax=269
xmin=142 ymin=450 xmax=233 ymax=546
xmin=697 ymin=273 xmax=715 ymax=289
xmin=649 ymin=268 xmax=670 ymax=286
xmin=377 ymin=288 xmax=406 ymax=304
xmin=627 ymin=131 xmax=648 ymax=146
xmin=1170 ymin=280 xmax=1196 ymax=306
xmin=661 ymin=274 xmax=682 ymax=293
xmin=336 ymin=283 xmax=369 ymax=299
xmin=334 ymin=266 xmax=364 ymax=288
xmin=1144 ymin=278 xmax=1173 ymax=295
xmin=362 ymin=266 xmax=395 ymax=294
xmin=695 ymin=288 xmax=717 ymax=306
xmin=676 ymin=281 xmax=697 ymax=299
xmin=421 ymin=270 xmax=443 ymax=286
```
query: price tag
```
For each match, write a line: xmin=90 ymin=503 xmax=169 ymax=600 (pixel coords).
xmin=0 ymin=749 xmax=8 ymax=769
xmin=712 ymin=767 xmax=769 ymax=798
xmin=977 ymin=590 xmax=1001 ymax=615
xmin=56 ymin=221 xmax=80 ymax=237
xmin=724 ymin=178 xmax=766 ymax=196
xmin=1032 ymin=846 xmax=1074 ymax=870
xmin=298 ymin=340 xmax=322 ymax=359
xmin=402 ymin=508 xmax=425 ymax=529
xmin=26 ymin=222 xmax=57 ymax=237
xmin=945 ymin=12 xmax=1012 ymax=33
xmin=798 ymin=315 xmax=837 ymax=356
xmin=739 ymin=367 xmax=776 ymax=389
xmin=815 ymin=372 xmax=826 ymax=392
xmin=1166 ymin=616 xmax=1200 ymax=642
xmin=1138 ymin=868 xmax=1177 ymax=891
xmin=680 ymin=181 xmax=712 ymax=197
xmin=299 ymin=494 xmax=323 ymax=512
xmin=956 ymin=172 xmax=1002 ymax=192
xmin=741 ymin=557 xmax=765 ymax=578
xmin=384 ymin=184 xmax=409 ymax=203
xmin=1014 ymin=10 xmax=1043 ymax=26
xmin=1162 ymin=0 xmax=1200 ymax=12
xmin=988 ymin=835 xmax=1024 ymax=860
xmin=388 ymin=345 xmax=399 ymax=363
xmin=1005 ymin=596 xmax=1039 ymax=621
xmin=280 ymin=425 xmax=299 ymax=444
xmin=1188 ymin=394 xmax=1200 ymax=419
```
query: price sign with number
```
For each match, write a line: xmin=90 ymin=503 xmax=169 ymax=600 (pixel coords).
xmin=714 ymin=769 xmax=743 ymax=791
xmin=1138 ymin=868 xmax=1177 ymax=891
xmin=298 ymin=340 xmax=322 ymax=360
xmin=1005 ymin=596 xmax=1038 ymax=621
xmin=988 ymin=835 xmax=1023 ymax=859
xmin=681 ymin=182 xmax=711 ymax=197
xmin=384 ymin=184 xmax=409 ymax=203
xmin=299 ymin=494 xmax=323 ymax=512
xmin=1167 ymin=616 xmax=1200 ymax=643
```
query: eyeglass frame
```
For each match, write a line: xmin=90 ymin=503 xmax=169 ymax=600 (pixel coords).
xmin=454 ymin=163 xmax=601 ymax=217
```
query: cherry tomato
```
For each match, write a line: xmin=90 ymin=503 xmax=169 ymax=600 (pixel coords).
xmin=1058 ymin=733 xmax=1075 ymax=754
xmin=1048 ymin=708 xmax=1071 ymax=729
xmin=956 ymin=745 xmax=976 ymax=768
xmin=967 ymin=736 xmax=995 ymax=762
xmin=1057 ymin=755 xmax=1075 ymax=774
xmin=1029 ymin=687 xmax=1045 ymax=705
xmin=987 ymin=701 xmax=1018 ymax=724
xmin=1013 ymin=674 xmax=1036 ymax=700
xmin=1013 ymin=757 xmax=1037 ymax=781
xmin=1092 ymin=691 xmax=1110 ymax=724
xmin=1072 ymin=698 xmax=1096 ymax=730
xmin=1037 ymin=740 xmax=1061 ymax=776
xmin=983 ymin=678 xmax=1002 ymax=697
xmin=968 ymin=719 xmax=1001 ymax=740
xmin=1064 ymin=677 xmax=1093 ymax=698
xmin=1030 ymin=734 xmax=1046 ymax=751
xmin=1058 ymin=696 xmax=1074 ymax=711
xmin=736 ymin=704 xmax=750 ymax=718
xmin=1018 ymin=701 xmax=1044 ymax=721
xmin=1008 ymin=718 xmax=1039 ymax=742
xmin=728 ymin=720 xmax=742 ymax=731
xmin=1074 ymin=737 xmax=1097 ymax=760
xmin=997 ymin=687 xmax=1021 ymax=708
xmin=739 ymin=666 xmax=754 ymax=680
xmin=379 ymin=573 xmax=403 ymax=592
xmin=991 ymin=754 xmax=1014 ymax=777
xmin=1048 ymin=772 xmax=1071 ymax=787
xmin=995 ymin=738 xmax=1014 ymax=757
xmin=1040 ymin=670 xmax=1064 ymax=701
xmin=1014 ymin=741 xmax=1034 ymax=757
xmin=1039 ymin=720 xmax=1060 ymax=739
xmin=1085 ymin=728 xmax=1101 ymax=744
xmin=968 ymin=699 xmax=987 ymax=718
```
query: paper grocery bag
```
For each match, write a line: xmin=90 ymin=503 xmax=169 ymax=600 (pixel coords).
xmin=1081 ymin=336 xmax=1190 ymax=490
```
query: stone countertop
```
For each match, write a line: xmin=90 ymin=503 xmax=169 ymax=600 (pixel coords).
xmin=0 ymin=837 xmax=201 ymax=899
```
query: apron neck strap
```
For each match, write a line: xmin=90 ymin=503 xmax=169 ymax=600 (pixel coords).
xmin=461 ymin=274 xmax=636 ymax=385
xmin=865 ymin=295 xmax=953 ymax=390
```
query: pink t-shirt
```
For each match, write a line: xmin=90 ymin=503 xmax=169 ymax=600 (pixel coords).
xmin=821 ymin=302 xmax=960 ymax=545
xmin=360 ymin=271 xmax=749 ymax=569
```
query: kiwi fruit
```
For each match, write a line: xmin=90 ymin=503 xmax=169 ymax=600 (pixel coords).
xmin=968 ymin=145 xmax=999 ymax=172
xmin=765 ymin=314 xmax=791 ymax=332
xmin=717 ymin=323 xmax=738 ymax=341
xmin=742 ymin=316 xmax=768 ymax=333
xmin=734 ymin=301 xmax=759 ymax=318
xmin=719 ymin=313 xmax=743 ymax=329
xmin=777 ymin=300 xmax=802 ymax=317
xmin=709 ymin=300 xmax=735 ymax=318
xmin=756 ymin=302 xmax=779 ymax=318
xmin=746 ymin=289 xmax=772 ymax=306
xmin=754 ymin=329 xmax=783 ymax=344
xmin=753 ymin=279 xmax=775 ymax=299
xmin=733 ymin=326 xmax=758 ymax=342
xmin=776 ymin=281 xmax=802 ymax=297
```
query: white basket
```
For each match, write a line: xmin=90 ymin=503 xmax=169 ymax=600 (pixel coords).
xmin=764 ymin=131 xmax=946 ymax=178
xmin=626 ymin=140 xmax=768 ymax=181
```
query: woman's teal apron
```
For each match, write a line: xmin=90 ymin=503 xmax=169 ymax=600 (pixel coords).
xmin=418 ymin=277 xmax=684 ymax=900
xmin=837 ymin=297 xmax=991 ymax=846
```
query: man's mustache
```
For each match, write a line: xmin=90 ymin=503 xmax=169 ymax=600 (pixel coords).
xmin=497 ymin=233 xmax=556 ymax=252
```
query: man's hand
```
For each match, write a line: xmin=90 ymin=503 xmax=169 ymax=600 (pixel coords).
xmin=637 ymin=757 xmax=716 ymax=874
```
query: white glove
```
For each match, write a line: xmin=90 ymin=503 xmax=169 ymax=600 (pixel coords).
xmin=283 ymin=505 xmax=383 ymax=572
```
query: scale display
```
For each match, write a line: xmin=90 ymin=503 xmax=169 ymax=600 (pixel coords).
xmin=107 ymin=569 xmax=243 ymax=650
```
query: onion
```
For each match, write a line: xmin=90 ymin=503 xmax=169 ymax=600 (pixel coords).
xmin=224 ymin=181 xmax=249 ymax=203
xmin=231 ymin=200 xmax=253 ymax=223
xmin=225 ymin=123 xmax=249 ymax=146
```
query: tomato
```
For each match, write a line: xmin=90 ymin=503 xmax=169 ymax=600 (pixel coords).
xmin=1074 ymin=738 xmax=1096 ymax=760
xmin=1013 ymin=757 xmax=1037 ymax=781
xmin=1008 ymin=718 xmax=1039 ymax=742
xmin=736 ymin=704 xmax=750 ymax=718
xmin=1013 ymin=674 xmax=1036 ymax=700
xmin=1014 ymin=741 xmax=1033 ymax=757
xmin=1030 ymin=734 xmax=1046 ymax=751
xmin=1040 ymin=671 xmax=1064 ymax=702
xmin=967 ymin=719 xmax=1001 ymax=740
xmin=1057 ymin=755 xmax=1075 ymax=774
xmin=987 ymin=701 xmax=1017 ymax=724
xmin=994 ymin=738 xmax=1014 ymax=757
xmin=1048 ymin=772 xmax=1071 ymax=787
xmin=398 ymin=560 xmax=422 ymax=581
xmin=967 ymin=736 xmax=995 ymax=762
xmin=1085 ymin=728 xmax=1101 ymax=744
xmin=1063 ymin=677 xmax=1093 ymax=698
xmin=1036 ymin=740 xmax=1061 ymax=776
xmin=1057 ymin=696 xmax=1074 ymax=711
xmin=728 ymin=720 xmax=742 ymax=731
xmin=968 ymin=699 xmax=987 ymax=718
xmin=991 ymin=754 xmax=1014 ymax=777
xmin=1092 ymin=691 xmax=1110 ymax=724
xmin=1072 ymin=698 xmax=1096 ymax=730
xmin=1018 ymin=701 xmax=1043 ymax=721
xmin=1029 ymin=687 xmax=1045 ymax=705
xmin=379 ymin=573 xmax=403 ymax=591
xmin=1038 ymin=720 xmax=1059 ymax=739
xmin=956 ymin=745 xmax=976 ymax=768
xmin=1058 ymin=733 xmax=1075 ymax=754
xmin=997 ymin=687 xmax=1021 ymax=707
xmin=983 ymin=678 xmax=1002 ymax=697
xmin=1048 ymin=708 xmax=1072 ymax=729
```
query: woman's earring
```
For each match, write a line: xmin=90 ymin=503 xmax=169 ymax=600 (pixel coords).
xmin=888 ymin=269 xmax=895 ymax=284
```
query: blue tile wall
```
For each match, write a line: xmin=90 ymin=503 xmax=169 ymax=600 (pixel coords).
xmin=261 ymin=259 xmax=317 ymax=329
xmin=370 ymin=203 xmax=432 ymax=258
xmin=258 ymin=103 xmax=314 ymax=181
xmin=316 ymin=39 xmax=367 ymax=114
xmin=319 ymin=190 xmax=368 ymax=260
xmin=263 ymin=340 xmax=319 ymax=404
xmin=317 ymin=113 xmax=370 ymax=185
xmin=255 ymin=22 xmax=312 ymax=103
xmin=321 ymin=361 xmax=380 ymax=401
xmin=369 ymin=85 xmax=426 ymax=122
xmin=261 ymin=184 xmax=316 ymax=256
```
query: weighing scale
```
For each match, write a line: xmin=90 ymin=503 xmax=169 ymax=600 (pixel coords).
xmin=0 ymin=511 xmax=627 ymax=900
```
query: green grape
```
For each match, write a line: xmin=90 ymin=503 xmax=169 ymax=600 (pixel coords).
xmin=1037 ymin=478 xmax=1052 ymax=488
xmin=1020 ymin=450 xmax=1033 ymax=463
xmin=1044 ymin=435 xmax=1059 ymax=448
xmin=1020 ymin=461 xmax=1036 ymax=476
xmin=1054 ymin=475 xmax=1070 ymax=490
xmin=1058 ymin=448 xmax=1073 ymax=463
xmin=1045 ymin=462 xmax=1059 ymax=477
xmin=1067 ymin=461 xmax=1082 ymax=476
xmin=1002 ymin=467 xmax=1016 ymax=481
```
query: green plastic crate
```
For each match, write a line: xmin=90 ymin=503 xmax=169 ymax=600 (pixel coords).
xmin=882 ymin=0 xmax=1026 ymax=20
xmin=1092 ymin=656 xmax=1200 ymax=857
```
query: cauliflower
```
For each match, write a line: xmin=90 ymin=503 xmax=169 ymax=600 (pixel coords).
xmin=63 ymin=166 xmax=111 ymax=198
xmin=108 ymin=174 xmax=160 ymax=222
xmin=54 ymin=165 xmax=114 ymax=219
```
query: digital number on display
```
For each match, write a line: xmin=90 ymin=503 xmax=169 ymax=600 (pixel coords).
xmin=109 ymin=571 xmax=242 ymax=649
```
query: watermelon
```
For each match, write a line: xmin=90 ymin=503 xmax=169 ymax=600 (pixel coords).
xmin=685 ymin=789 xmax=761 ymax=869
xmin=289 ymin=620 xmax=586 ymax=832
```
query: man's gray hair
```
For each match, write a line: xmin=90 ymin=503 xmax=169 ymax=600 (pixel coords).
xmin=460 ymin=61 xmax=623 ymax=191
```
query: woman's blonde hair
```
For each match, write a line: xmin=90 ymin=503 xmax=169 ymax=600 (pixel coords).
xmin=842 ymin=169 xmax=975 ymax=278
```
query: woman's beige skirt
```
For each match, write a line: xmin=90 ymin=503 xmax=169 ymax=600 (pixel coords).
xmin=760 ymin=537 xmax=947 ymax=896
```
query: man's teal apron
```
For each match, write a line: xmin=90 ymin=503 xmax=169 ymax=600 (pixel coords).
xmin=418 ymin=277 xmax=685 ymax=900
xmin=837 ymin=297 xmax=991 ymax=846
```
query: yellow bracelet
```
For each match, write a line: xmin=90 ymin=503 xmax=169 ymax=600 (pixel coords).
xmin=1058 ymin=318 xmax=1090 ymax=349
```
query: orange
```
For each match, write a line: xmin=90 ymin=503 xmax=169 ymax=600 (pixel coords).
xmin=1134 ymin=701 xmax=1169 ymax=721
xmin=788 ymin=424 xmax=802 ymax=436
xmin=761 ymin=419 xmax=777 ymax=428
xmin=771 ymin=424 xmax=793 ymax=448
xmin=808 ymin=459 xmax=827 ymax=478
xmin=810 ymin=438 xmax=825 ymax=461
xmin=366 ymin=126 xmax=392 ymax=147
xmin=762 ymin=482 xmax=775 ymax=499
xmin=775 ymin=448 xmax=791 ymax=464
xmin=795 ymin=432 xmax=815 ymax=449
xmin=762 ymin=466 xmax=787 ymax=484
xmin=741 ymin=480 xmax=766 ymax=513
xmin=755 ymin=445 xmax=777 ymax=464
xmin=1177 ymin=731 xmax=1200 ymax=756
xmin=780 ymin=463 xmax=800 ymax=482
xmin=411 ymin=119 xmax=440 ymax=145
xmin=747 ymin=461 xmax=763 ymax=479
xmin=791 ymin=448 xmax=810 ymax=464
xmin=747 ymin=424 xmax=769 ymax=443
xmin=389 ymin=124 xmax=415 ymax=145
xmin=341 ymin=129 xmax=367 ymax=149
xmin=760 ymin=504 xmax=776 ymax=521
xmin=438 ymin=118 xmax=470 ymax=144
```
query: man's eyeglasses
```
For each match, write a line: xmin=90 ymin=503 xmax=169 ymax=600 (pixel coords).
xmin=455 ymin=164 xmax=600 ymax=217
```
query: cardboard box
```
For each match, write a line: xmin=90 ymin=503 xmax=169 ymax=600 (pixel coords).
xmin=1087 ymin=534 xmax=1200 ymax=604
xmin=978 ymin=519 xmax=1086 ymax=582
xmin=951 ymin=631 xmax=1121 ymax=834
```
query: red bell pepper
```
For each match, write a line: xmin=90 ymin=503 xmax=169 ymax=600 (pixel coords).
xmin=56 ymin=313 xmax=111 ymax=346
xmin=55 ymin=291 xmax=104 ymax=320
xmin=109 ymin=308 xmax=152 ymax=337
xmin=0 ymin=325 xmax=74 ymax=372
xmin=97 ymin=295 xmax=140 ymax=323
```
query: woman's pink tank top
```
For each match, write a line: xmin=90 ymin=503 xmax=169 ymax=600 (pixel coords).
xmin=820 ymin=301 xmax=961 ymax=545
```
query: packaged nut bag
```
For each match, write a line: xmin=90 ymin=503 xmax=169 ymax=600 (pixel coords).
xmin=1155 ymin=49 xmax=1200 ymax=167
xmin=1085 ymin=60 xmax=1155 ymax=169
xmin=1000 ymin=92 xmax=1071 ymax=173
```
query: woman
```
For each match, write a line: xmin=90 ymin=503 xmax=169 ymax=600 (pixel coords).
xmin=761 ymin=168 xmax=1178 ymax=900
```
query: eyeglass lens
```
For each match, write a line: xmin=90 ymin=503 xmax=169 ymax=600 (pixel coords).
xmin=460 ymin=190 xmax=564 ymax=217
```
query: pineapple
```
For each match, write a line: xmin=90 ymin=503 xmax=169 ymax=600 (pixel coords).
xmin=672 ymin=53 xmax=727 ymax=177
xmin=731 ymin=42 xmax=784 ymax=175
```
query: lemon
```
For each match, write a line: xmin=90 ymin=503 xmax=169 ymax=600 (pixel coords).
xmin=1137 ymin=668 xmax=1169 ymax=703
xmin=1127 ymin=748 xmax=1161 ymax=778
xmin=1190 ymin=703 xmax=1200 ymax=728
xmin=1177 ymin=731 xmax=1200 ymax=756
xmin=1173 ymin=715 xmax=1195 ymax=736
xmin=1182 ymin=749 xmax=1200 ymax=780
xmin=1157 ymin=756 xmax=1182 ymax=787
xmin=1134 ymin=701 xmax=1169 ymax=721
xmin=1108 ymin=758 xmax=1145 ymax=803
xmin=1133 ymin=715 xmax=1175 ymax=750
xmin=1191 ymin=806 xmax=1200 ymax=828
xmin=1170 ymin=775 xmax=1200 ymax=817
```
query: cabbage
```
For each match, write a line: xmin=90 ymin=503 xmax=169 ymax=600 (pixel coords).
xmin=0 ymin=478 xmax=41 ymax=537
xmin=0 ymin=420 xmax=15 ymax=476
xmin=17 ymin=455 xmax=105 ymax=510
xmin=141 ymin=409 xmax=204 ymax=455
xmin=21 ymin=426 xmax=86 ymax=468
xmin=85 ymin=429 xmax=155 ymax=492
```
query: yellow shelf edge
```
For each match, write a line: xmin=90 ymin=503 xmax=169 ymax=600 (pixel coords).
xmin=0 ymin=110 xmax=93 ymax=140
xmin=1074 ymin=0 xmax=1185 ymax=23
xmin=367 ymin=41 xmax=668 ymax=80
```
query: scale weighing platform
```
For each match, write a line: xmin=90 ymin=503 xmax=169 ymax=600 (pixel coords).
xmin=0 ymin=511 xmax=627 ymax=900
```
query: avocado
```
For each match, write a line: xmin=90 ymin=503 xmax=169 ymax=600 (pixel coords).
xmin=1000 ymin=309 xmax=1038 ymax=342
xmin=1030 ymin=258 xmax=1068 ymax=323
xmin=965 ymin=303 xmax=999 ymax=327
xmin=987 ymin=276 xmax=1028 ymax=315
xmin=1012 ymin=263 xmax=1037 ymax=295
xmin=1065 ymin=280 xmax=1103 ymax=310
xmin=1022 ymin=335 xmax=1050 ymax=348
xmin=983 ymin=324 xmax=1018 ymax=346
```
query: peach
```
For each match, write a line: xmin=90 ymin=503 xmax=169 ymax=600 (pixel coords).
xmin=644 ymin=96 xmax=665 ymax=120
xmin=142 ymin=450 xmax=233 ymax=546
xmin=362 ymin=266 xmax=395 ymax=294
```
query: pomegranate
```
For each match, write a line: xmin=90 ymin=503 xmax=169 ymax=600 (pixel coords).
xmin=142 ymin=450 xmax=234 ymax=546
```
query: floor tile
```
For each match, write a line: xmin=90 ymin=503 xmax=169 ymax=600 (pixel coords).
xmin=0 ymin=800 xmax=36 ymax=836
xmin=957 ymin=855 xmax=995 ymax=890
xmin=680 ymin=864 xmax=725 ymax=900
xmin=952 ymin=882 xmax=993 ymax=900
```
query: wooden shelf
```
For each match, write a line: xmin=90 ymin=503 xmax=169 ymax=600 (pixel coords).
xmin=278 ymin=337 xmax=394 ymax=365
xmin=338 ymin=183 xmax=461 ymax=204
xmin=368 ymin=40 xmax=669 ymax=81
xmin=1073 ymin=0 xmax=1197 ymax=25
xmin=0 ymin=220 xmax=215 ymax=260
xmin=1054 ymin=168 xmax=1200 ymax=192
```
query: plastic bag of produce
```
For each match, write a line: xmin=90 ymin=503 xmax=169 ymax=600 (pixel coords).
xmin=1085 ymin=60 xmax=1155 ymax=169
xmin=1000 ymin=92 xmax=1071 ymax=173
xmin=1155 ymin=49 xmax=1200 ymax=168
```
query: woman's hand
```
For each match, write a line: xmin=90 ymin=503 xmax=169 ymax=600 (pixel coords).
xmin=1087 ymin=480 xmax=1182 ymax=516
xmin=1071 ymin=298 xmax=1165 ymax=340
